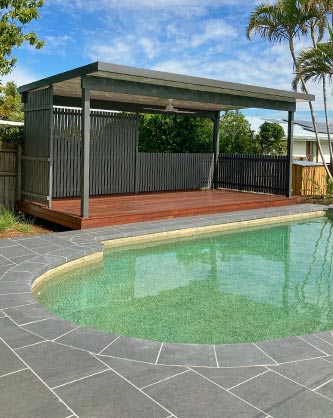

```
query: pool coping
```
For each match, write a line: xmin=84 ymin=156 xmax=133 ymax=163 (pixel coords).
xmin=1 ymin=203 xmax=333 ymax=370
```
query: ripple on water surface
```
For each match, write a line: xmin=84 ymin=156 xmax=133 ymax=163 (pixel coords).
xmin=35 ymin=216 xmax=333 ymax=344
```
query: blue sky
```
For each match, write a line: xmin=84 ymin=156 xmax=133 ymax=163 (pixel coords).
xmin=5 ymin=0 xmax=332 ymax=121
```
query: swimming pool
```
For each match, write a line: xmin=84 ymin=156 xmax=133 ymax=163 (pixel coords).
xmin=34 ymin=216 xmax=333 ymax=344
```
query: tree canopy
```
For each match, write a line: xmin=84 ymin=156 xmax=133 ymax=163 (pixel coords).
xmin=139 ymin=114 xmax=213 ymax=153
xmin=0 ymin=81 xmax=23 ymax=121
xmin=256 ymin=121 xmax=286 ymax=155
xmin=219 ymin=111 xmax=258 ymax=154
xmin=0 ymin=0 xmax=44 ymax=76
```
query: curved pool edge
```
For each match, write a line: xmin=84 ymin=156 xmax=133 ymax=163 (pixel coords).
xmin=1 ymin=203 xmax=333 ymax=369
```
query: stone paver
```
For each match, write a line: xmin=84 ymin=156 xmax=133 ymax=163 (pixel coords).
xmin=231 ymin=370 xmax=333 ymax=418
xmin=0 ymin=204 xmax=332 ymax=417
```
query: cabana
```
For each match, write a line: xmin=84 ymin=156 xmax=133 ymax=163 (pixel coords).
xmin=17 ymin=62 xmax=313 ymax=229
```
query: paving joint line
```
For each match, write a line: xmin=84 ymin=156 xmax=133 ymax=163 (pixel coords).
xmin=52 ymin=325 xmax=81 ymax=342
xmin=20 ymin=316 xmax=55 ymax=326
xmin=227 ymin=370 xmax=270 ymax=391
xmin=213 ymin=345 xmax=219 ymax=367
xmin=14 ymin=340 xmax=48 ymax=351
xmin=313 ymin=333 xmax=333 ymax=347
xmin=0 ymin=368 xmax=29 ymax=379
xmin=298 ymin=336 xmax=329 ymax=356
xmin=155 ymin=342 xmax=163 ymax=365
xmin=51 ymin=369 xmax=110 ymax=390
xmin=252 ymin=343 xmax=278 ymax=364
xmin=140 ymin=369 xmax=190 ymax=390
xmin=97 ymin=335 xmax=120 ymax=355
xmin=313 ymin=377 xmax=333 ymax=392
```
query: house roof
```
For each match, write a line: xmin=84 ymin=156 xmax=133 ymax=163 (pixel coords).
xmin=246 ymin=116 xmax=330 ymax=142
xmin=18 ymin=61 xmax=314 ymax=116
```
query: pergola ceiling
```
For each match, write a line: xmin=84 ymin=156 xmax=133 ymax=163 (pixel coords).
xmin=18 ymin=61 xmax=314 ymax=117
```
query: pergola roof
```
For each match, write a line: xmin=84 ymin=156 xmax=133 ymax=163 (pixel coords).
xmin=18 ymin=61 xmax=314 ymax=117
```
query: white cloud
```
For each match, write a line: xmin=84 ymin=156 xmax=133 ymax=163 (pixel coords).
xmin=139 ymin=37 xmax=160 ymax=60
xmin=1 ymin=66 xmax=40 ymax=87
xmin=87 ymin=39 xmax=135 ymax=64
xmin=191 ymin=19 xmax=236 ymax=47
xmin=44 ymin=35 xmax=72 ymax=49
xmin=52 ymin=0 xmax=256 ymax=13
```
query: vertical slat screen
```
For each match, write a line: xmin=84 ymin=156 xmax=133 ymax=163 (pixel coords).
xmin=218 ymin=154 xmax=288 ymax=195
xmin=136 ymin=153 xmax=214 ymax=192
xmin=21 ymin=88 xmax=52 ymax=205
xmin=52 ymin=109 xmax=138 ymax=197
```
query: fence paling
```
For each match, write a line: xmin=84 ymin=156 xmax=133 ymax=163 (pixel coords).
xmin=217 ymin=154 xmax=288 ymax=196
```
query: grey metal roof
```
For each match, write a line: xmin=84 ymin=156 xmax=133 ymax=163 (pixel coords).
xmin=18 ymin=61 xmax=314 ymax=114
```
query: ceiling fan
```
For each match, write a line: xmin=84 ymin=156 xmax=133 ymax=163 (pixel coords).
xmin=144 ymin=99 xmax=196 ymax=114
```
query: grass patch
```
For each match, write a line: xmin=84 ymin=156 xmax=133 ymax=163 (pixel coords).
xmin=0 ymin=207 xmax=34 ymax=234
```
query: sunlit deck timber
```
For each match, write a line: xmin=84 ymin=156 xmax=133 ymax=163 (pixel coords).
xmin=17 ymin=189 xmax=298 ymax=230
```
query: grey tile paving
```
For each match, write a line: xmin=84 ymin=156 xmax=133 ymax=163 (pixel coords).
xmin=52 ymin=247 xmax=88 ymax=261
xmin=0 ymin=245 xmax=36 ymax=259
xmin=0 ymin=317 xmax=44 ymax=349
xmin=0 ymin=255 xmax=14 ymax=267
xmin=0 ymin=265 xmax=13 ymax=277
xmin=0 ymin=280 xmax=31 ymax=294
xmin=0 ymin=339 xmax=25 ymax=376
xmin=192 ymin=366 xmax=267 ymax=389
xmin=0 ymin=293 xmax=37 ymax=309
xmin=33 ymin=244 xmax=63 ymax=255
xmin=301 ymin=334 xmax=333 ymax=355
xmin=271 ymin=358 xmax=333 ymax=389
xmin=22 ymin=317 xmax=79 ymax=340
xmin=55 ymin=369 xmax=169 ymax=418
xmin=0 ymin=205 xmax=332 ymax=417
xmin=256 ymin=336 xmax=325 ymax=363
xmin=98 ymin=355 xmax=186 ymax=388
xmin=0 ymin=238 xmax=18 ymax=248
xmin=4 ymin=303 xmax=55 ymax=325
xmin=11 ymin=261 xmax=48 ymax=274
xmin=17 ymin=341 xmax=107 ymax=388
xmin=102 ymin=336 xmax=161 ymax=363
xmin=315 ymin=331 xmax=333 ymax=346
xmin=0 ymin=369 xmax=71 ymax=418
xmin=158 ymin=342 xmax=216 ymax=367
xmin=144 ymin=370 xmax=264 ymax=418
xmin=316 ymin=379 xmax=333 ymax=400
xmin=30 ymin=254 xmax=67 ymax=268
xmin=215 ymin=343 xmax=275 ymax=367
xmin=10 ymin=254 xmax=37 ymax=264
xmin=0 ymin=270 xmax=36 ymax=282
xmin=14 ymin=236 xmax=51 ymax=249
xmin=56 ymin=326 xmax=118 ymax=353
xmin=231 ymin=370 xmax=333 ymax=418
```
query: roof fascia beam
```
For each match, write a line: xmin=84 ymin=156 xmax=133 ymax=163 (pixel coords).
xmin=81 ymin=75 xmax=297 ymax=112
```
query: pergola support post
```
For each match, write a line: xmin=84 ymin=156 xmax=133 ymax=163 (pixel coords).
xmin=286 ymin=110 xmax=294 ymax=198
xmin=213 ymin=111 xmax=220 ymax=189
xmin=81 ymin=86 xmax=90 ymax=218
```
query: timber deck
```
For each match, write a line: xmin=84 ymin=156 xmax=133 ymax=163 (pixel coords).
xmin=17 ymin=189 xmax=298 ymax=230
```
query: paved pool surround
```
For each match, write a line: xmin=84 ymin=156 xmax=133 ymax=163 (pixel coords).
xmin=1 ymin=203 xmax=333 ymax=418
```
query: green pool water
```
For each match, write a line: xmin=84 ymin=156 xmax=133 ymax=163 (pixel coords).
xmin=35 ymin=216 xmax=333 ymax=344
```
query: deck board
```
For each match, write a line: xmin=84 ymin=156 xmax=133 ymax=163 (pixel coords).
xmin=17 ymin=189 xmax=298 ymax=230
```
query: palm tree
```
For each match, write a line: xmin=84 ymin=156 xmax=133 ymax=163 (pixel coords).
xmin=293 ymin=27 xmax=333 ymax=167
xmin=247 ymin=0 xmax=332 ymax=176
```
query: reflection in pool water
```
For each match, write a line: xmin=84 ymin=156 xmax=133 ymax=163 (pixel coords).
xmin=35 ymin=217 xmax=333 ymax=344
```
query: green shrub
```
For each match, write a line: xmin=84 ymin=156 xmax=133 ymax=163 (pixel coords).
xmin=0 ymin=125 xmax=23 ymax=144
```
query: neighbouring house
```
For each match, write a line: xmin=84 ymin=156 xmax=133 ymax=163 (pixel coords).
xmin=247 ymin=116 xmax=333 ymax=163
